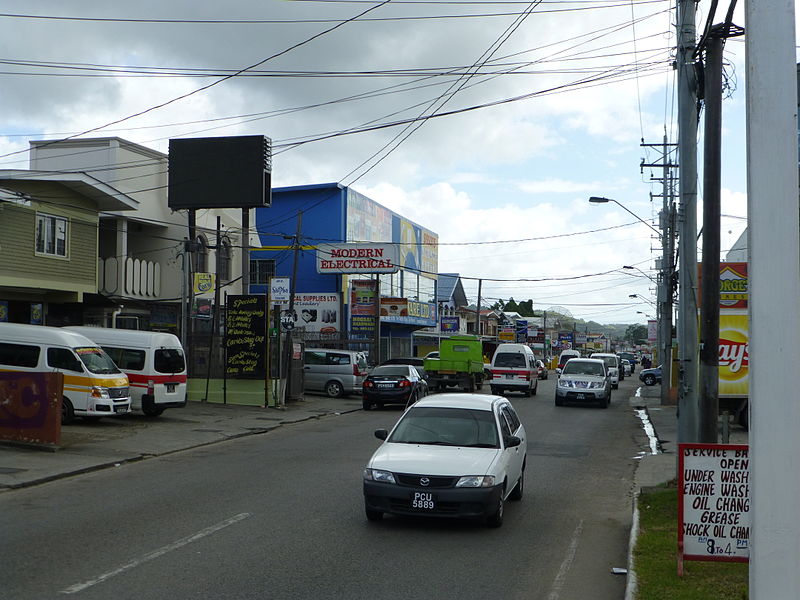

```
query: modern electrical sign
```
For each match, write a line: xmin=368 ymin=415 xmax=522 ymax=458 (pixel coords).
xmin=316 ymin=243 xmax=399 ymax=274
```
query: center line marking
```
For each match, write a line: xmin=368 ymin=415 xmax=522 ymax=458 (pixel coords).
xmin=61 ymin=512 xmax=251 ymax=595
xmin=547 ymin=519 xmax=584 ymax=600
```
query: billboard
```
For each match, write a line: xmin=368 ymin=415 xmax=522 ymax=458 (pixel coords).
xmin=719 ymin=313 xmax=748 ymax=397
xmin=168 ymin=136 xmax=271 ymax=209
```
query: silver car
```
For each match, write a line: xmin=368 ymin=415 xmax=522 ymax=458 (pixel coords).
xmin=590 ymin=353 xmax=621 ymax=389
xmin=555 ymin=358 xmax=611 ymax=408
xmin=303 ymin=348 xmax=368 ymax=398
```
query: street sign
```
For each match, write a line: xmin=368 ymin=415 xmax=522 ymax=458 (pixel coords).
xmin=280 ymin=311 xmax=295 ymax=330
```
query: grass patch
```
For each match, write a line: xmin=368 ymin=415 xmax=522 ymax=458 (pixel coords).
xmin=633 ymin=483 xmax=748 ymax=599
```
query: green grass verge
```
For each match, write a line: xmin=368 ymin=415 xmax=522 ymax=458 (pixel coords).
xmin=634 ymin=483 xmax=748 ymax=599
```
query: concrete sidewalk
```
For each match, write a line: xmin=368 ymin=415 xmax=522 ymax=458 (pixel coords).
xmin=0 ymin=394 xmax=363 ymax=490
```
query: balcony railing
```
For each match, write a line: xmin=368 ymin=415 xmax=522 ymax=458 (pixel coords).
xmin=99 ymin=257 xmax=161 ymax=298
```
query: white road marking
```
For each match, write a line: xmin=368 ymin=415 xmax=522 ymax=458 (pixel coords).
xmin=61 ymin=512 xmax=251 ymax=594
xmin=547 ymin=519 xmax=584 ymax=600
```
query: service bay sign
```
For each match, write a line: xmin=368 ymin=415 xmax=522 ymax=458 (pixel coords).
xmin=316 ymin=243 xmax=399 ymax=274
xmin=678 ymin=443 xmax=750 ymax=566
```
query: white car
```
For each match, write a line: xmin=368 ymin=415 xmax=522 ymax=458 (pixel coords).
xmin=555 ymin=358 xmax=612 ymax=408
xmin=363 ymin=394 xmax=527 ymax=527
xmin=590 ymin=352 xmax=621 ymax=389
xmin=620 ymin=359 xmax=632 ymax=377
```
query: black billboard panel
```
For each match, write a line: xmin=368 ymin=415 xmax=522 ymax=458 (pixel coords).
xmin=168 ymin=135 xmax=272 ymax=209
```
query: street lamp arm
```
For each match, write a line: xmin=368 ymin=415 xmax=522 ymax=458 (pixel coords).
xmin=589 ymin=196 xmax=662 ymax=238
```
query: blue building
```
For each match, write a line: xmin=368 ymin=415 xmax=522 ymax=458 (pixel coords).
xmin=250 ymin=183 xmax=438 ymax=361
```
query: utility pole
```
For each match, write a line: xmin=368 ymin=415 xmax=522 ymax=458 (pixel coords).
xmin=642 ymin=135 xmax=678 ymax=407
xmin=676 ymin=0 xmax=699 ymax=443
xmin=746 ymin=1 xmax=800 ymax=595
xmin=476 ymin=279 xmax=482 ymax=337
xmin=282 ymin=212 xmax=302 ymax=407
xmin=699 ymin=34 xmax=723 ymax=443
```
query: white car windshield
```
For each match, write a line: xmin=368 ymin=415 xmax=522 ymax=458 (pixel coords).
xmin=563 ymin=361 xmax=605 ymax=377
xmin=388 ymin=407 xmax=500 ymax=448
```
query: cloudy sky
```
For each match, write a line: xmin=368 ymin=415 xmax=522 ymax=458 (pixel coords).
xmin=0 ymin=1 xmax=780 ymax=325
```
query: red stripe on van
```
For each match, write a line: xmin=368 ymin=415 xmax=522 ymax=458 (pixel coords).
xmin=491 ymin=369 xmax=529 ymax=377
xmin=126 ymin=373 xmax=187 ymax=384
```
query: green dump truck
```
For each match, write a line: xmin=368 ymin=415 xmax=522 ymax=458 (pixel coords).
xmin=423 ymin=335 xmax=485 ymax=392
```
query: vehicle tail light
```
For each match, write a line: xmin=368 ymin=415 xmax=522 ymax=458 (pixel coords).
xmin=399 ymin=379 xmax=411 ymax=388
xmin=353 ymin=364 xmax=366 ymax=377
xmin=364 ymin=381 xmax=374 ymax=388
xmin=147 ymin=380 xmax=155 ymax=394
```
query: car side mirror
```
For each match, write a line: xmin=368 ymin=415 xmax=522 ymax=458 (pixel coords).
xmin=505 ymin=435 xmax=521 ymax=448
xmin=374 ymin=429 xmax=388 ymax=441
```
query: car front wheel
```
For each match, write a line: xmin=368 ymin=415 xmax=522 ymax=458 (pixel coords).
xmin=643 ymin=374 xmax=656 ymax=386
xmin=486 ymin=495 xmax=504 ymax=528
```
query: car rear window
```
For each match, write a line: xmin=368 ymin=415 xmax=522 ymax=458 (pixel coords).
xmin=371 ymin=365 xmax=409 ymax=376
xmin=155 ymin=348 xmax=186 ymax=374
xmin=494 ymin=353 xmax=526 ymax=368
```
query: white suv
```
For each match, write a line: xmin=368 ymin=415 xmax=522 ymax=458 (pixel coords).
xmin=363 ymin=394 xmax=526 ymax=527
xmin=556 ymin=358 xmax=612 ymax=408
xmin=590 ymin=353 xmax=621 ymax=389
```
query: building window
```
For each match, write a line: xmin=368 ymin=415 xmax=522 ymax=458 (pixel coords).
xmin=192 ymin=235 xmax=209 ymax=273
xmin=218 ymin=237 xmax=232 ymax=282
xmin=35 ymin=213 xmax=68 ymax=257
xmin=250 ymin=258 xmax=275 ymax=285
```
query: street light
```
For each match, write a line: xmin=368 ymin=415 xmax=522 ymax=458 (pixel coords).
xmin=588 ymin=196 xmax=662 ymax=238
xmin=637 ymin=310 xmax=655 ymax=319
xmin=629 ymin=293 xmax=656 ymax=307
xmin=622 ymin=264 xmax=657 ymax=284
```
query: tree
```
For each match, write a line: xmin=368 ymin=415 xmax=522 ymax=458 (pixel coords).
xmin=504 ymin=298 xmax=519 ymax=313
xmin=624 ymin=324 xmax=649 ymax=346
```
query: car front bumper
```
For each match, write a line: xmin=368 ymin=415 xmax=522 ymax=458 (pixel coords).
xmin=363 ymin=480 xmax=503 ymax=519
xmin=555 ymin=387 xmax=607 ymax=403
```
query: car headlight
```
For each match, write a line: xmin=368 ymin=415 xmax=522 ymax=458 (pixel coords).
xmin=588 ymin=381 xmax=604 ymax=389
xmin=456 ymin=475 xmax=496 ymax=488
xmin=90 ymin=386 xmax=111 ymax=399
xmin=363 ymin=468 xmax=396 ymax=484
xmin=558 ymin=379 xmax=574 ymax=389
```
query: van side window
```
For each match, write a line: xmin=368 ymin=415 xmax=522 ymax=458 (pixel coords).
xmin=327 ymin=353 xmax=350 ymax=366
xmin=103 ymin=347 xmax=146 ymax=371
xmin=0 ymin=342 xmax=40 ymax=367
xmin=47 ymin=348 xmax=84 ymax=373
xmin=305 ymin=351 xmax=326 ymax=366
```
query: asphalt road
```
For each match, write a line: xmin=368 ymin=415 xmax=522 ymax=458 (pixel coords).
xmin=1 ymin=373 xmax=646 ymax=600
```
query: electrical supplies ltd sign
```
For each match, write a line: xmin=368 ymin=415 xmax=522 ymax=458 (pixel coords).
xmin=316 ymin=243 xmax=399 ymax=274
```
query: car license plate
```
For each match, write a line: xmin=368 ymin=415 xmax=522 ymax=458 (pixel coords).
xmin=377 ymin=383 xmax=394 ymax=388
xmin=505 ymin=374 xmax=514 ymax=379
xmin=114 ymin=406 xmax=129 ymax=414
xmin=166 ymin=383 xmax=176 ymax=393
xmin=576 ymin=393 xmax=585 ymax=400
xmin=412 ymin=492 xmax=435 ymax=510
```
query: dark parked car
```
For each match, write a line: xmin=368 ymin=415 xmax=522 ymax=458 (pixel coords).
xmin=535 ymin=359 xmax=549 ymax=380
xmin=380 ymin=357 xmax=427 ymax=380
xmin=363 ymin=364 xmax=428 ymax=410
xmin=639 ymin=365 xmax=662 ymax=386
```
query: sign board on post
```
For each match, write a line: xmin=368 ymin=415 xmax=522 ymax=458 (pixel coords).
xmin=515 ymin=320 xmax=527 ymax=343
xmin=225 ymin=295 xmax=266 ymax=378
xmin=678 ymin=443 xmax=750 ymax=574
xmin=270 ymin=277 xmax=290 ymax=305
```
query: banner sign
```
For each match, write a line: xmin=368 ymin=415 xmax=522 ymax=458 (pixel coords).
xmin=678 ymin=443 xmax=750 ymax=571
xmin=380 ymin=298 xmax=408 ymax=316
xmin=193 ymin=272 xmax=215 ymax=295
xmin=317 ymin=243 xmax=399 ymax=274
xmin=270 ymin=277 xmax=290 ymax=304
xmin=648 ymin=320 xmax=658 ymax=342
xmin=350 ymin=280 xmax=377 ymax=338
xmin=292 ymin=293 xmax=340 ymax=336
xmin=719 ymin=313 xmax=748 ymax=397
xmin=225 ymin=295 xmax=266 ymax=378
xmin=441 ymin=316 xmax=459 ymax=332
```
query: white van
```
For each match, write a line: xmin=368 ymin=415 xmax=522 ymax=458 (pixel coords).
xmin=66 ymin=327 xmax=187 ymax=417
xmin=557 ymin=349 xmax=581 ymax=373
xmin=489 ymin=343 xmax=538 ymax=396
xmin=0 ymin=323 xmax=132 ymax=424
